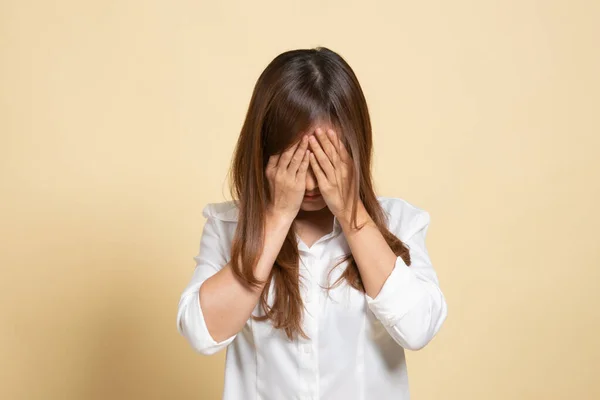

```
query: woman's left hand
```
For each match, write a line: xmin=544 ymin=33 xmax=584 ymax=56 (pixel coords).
xmin=307 ymin=127 xmax=359 ymax=221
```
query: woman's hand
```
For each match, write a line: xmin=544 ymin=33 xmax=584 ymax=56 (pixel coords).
xmin=265 ymin=135 xmax=311 ymax=222
xmin=307 ymin=128 xmax=359 ymax=221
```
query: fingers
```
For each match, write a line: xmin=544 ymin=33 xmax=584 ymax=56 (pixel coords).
xmin=325 ymin=128 xmax=351 ymax=163
xmin=267 ymin=127 xmax=348 ymax=181
xmin=308 ymin=130 xmax=335 ymax=180
xmin=308 ymin=150 xmax=327 ymax=183
xmin=266 ymin=154 xmax=280 ymax=176
xmin=287 ymin=135 xmax=309 ymax=173
xmin=277 ymin=138 xmax=302 ymax=170
xmin=325 ymin=129 xmax=339 ymax=154
xmin=314 ymin=128 xmax=339 ymax=166
xmin=337 ymin=136 xmax=352 ymax=163
xmin=296 ymin=148 xmax=311 ymax=179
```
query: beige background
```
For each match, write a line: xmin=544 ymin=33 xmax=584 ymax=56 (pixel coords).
xmin=1 ymin=0 xmax=599 ymax=399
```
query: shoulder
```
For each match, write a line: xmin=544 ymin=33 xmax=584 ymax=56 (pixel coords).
xmin=201 ymin=200 xmax=239 ymax=222
xmin=376 ymin=195 xmax=430 ymax=240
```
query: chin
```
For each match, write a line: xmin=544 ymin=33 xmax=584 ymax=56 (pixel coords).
xmin=300 ymin=199 xmax=328 ymax=211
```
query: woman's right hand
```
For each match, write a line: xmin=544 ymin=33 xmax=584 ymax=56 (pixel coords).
xmin=265 ymin=135 xmax=311 ymax=222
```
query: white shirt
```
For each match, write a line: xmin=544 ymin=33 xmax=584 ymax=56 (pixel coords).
xmin=177 ymin=196 xmax=447 ymax=400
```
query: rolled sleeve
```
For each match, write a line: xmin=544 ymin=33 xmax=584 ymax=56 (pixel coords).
xmin=176 ymin=213 xmax=238 ymax=355
xmin=365 ymin=256 xmax=429 ymax=327
xmin=177 ymin=280 xmax=237 ymax=355
xmin=365 ymin=210 xmax=448 ymax=351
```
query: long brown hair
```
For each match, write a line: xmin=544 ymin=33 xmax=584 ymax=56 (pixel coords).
xmin=226 ymin=47 xmax=411 ymax=341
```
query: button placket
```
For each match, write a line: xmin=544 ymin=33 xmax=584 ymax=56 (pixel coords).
xmin=304 ymin=256 xmax=314 ymax=303
xmin=299 ymin=254 xmax=318 ymax=400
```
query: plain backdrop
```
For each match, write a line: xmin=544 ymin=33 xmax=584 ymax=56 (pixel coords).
xmin=1 ymin=0 xmax=599 ymax=399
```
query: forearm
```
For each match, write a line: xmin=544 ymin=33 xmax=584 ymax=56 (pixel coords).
xmin=199 ymin=212 xmax=294 ymax=342
xmin=341 ymin=206 xmax=447 ymax=350
xmin=338 ymin=203 xmax=398 ymax=299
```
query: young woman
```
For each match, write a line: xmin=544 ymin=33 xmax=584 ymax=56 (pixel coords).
xmin=177 ymin=47 xmax=448 ymax=400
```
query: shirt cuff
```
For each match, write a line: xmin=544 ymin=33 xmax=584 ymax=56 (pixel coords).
xmin=365 ymin=256 xmax=428 ymax=327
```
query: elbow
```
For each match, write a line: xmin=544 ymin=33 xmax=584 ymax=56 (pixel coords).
xmin=400 ymin=328 xmax=439 ymax=351
xmin=176 ymin=293 xmax=233 ymax=356
xmin=193 ymin=341 xmax=227 ymax=356
xmin=176 ymin=310 xmax=219 ymax=356
xmin=402 ymin=340 xmax=427 ymax=352
xmin=394 ymin=294 xmax=448 ymax=351
xmin=179 ymin=324 xmax=224 ymax=356
xmin=177 ymin=310 xmax=230 ymax=356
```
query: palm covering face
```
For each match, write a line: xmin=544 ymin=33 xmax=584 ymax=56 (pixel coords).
xmin=307 ymin=128 xmax=356 ymax=220
xmin=265 ymin=134 xmax=311 ymax=219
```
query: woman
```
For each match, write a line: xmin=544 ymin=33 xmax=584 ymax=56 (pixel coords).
xmin=177 ymin=47 xmax=448 ymax=400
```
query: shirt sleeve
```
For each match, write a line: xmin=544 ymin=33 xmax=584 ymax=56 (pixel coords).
xmin=176 ymin=212 xmax=237 ymax=355
xmin=364 ymin=210 xmax=448 ymax=351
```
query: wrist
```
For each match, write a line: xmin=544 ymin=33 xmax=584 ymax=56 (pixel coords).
xmin=338 ymin=201 xmax=372 ymax=232
xmin=266 ymin=208 xmax=295 ymax=230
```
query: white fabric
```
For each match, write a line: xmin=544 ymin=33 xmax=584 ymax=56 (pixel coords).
xmin=177 ymin=196 xmax=447 ymax=400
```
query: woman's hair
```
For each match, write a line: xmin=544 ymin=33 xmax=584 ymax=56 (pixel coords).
xmin=226 ymin=46 xmax=411 ymax=341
